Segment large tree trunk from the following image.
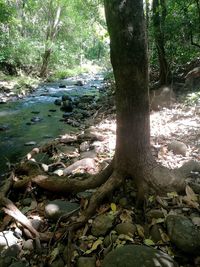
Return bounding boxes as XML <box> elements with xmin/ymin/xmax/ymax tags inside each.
<box><xmin>104</xmin><ymin>0</ymin><xmax>154</xmax><ymax>196</ymax></box>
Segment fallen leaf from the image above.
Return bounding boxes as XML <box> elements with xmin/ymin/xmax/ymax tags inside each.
<box><xmin>111</xmin><ymin>203</ymin><xmax>117</xmax><ymax>212</ymax></box>
<box><xmin>144</xmin><ymin>239</ymin><xmax>155</xmax><ymax>246</ymax></box>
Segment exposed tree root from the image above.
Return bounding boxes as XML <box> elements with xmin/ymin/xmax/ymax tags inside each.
<box><xmin>79</xmin><ymin>170</ymin><xmax>124</xmax><ymax>221</ymax></box>
<box><xmin>14</xmin><ymin>160</ymin><xmax>114</xmax><ymax>193</ymax></box>
<box><xmin>2</xmin><ymin>197</ymin><xmax>39</xmax><ymax>238</ymax></box>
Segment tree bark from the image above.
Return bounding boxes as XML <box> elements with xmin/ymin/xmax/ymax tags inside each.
<box><xmin>152</xmin><ymin>0</ymin><xmax>171</xmax><ymax>85</ymax></box>
<box><xmin>39</xmin><ymin>3</ymin><xmax>61</xmax><ymax>77</ymax></box>
<box><xmin>104</xmin><ymin>0</ymin><xmax>154</xmax><ymax>195</ymax></box>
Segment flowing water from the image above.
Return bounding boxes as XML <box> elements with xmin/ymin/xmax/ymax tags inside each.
<box><xmin>0</xmin><ymin>73</ymin><xmax>104</xmax><ymax>177</ymax></box>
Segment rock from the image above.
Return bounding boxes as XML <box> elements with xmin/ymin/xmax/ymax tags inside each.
<box><xmin>31</xmin><ymin>116</ymin><xmax>43</xmax><ymax>123</ymax></box>
<box><xmin>13</xmin><ymin>228</ymin><xmax>22</xmax><ymax>239</ymax></box>
<box><xmin>59</xmin><ymin>84</ymin><xmax>66</xmax><ymax>88</ymax></box>
<box><xmin>150</xmin><ymin>86</ymin><xmax>176</xmax><ymax>110</ymax></box>
<box><xmin>118</xmin><ymin>197</ymin><xmax>128</xmax><ymax>207</ymax></box>
<box><xmin>80</xmin><ymin>150</ymin><xmax>97</xmax><ymax>159</ymax></box>
<box><xmin>77</xmin><ymin>256</ymin><xmax>96</xmax><ymax>267</ymax></box>
<box><xmin>0</xmin><ymin>231</ymin><xmax>18</xmax><ymax>250</ymax></box>
<box><xmin>62</xmin><ymin>95</ymin><xmax>71</xmax><ymax>101</ymax></box>
<box><xmin>191</xmin><ymin>217</ymin><xmax>200</xmax><ymax>227</ymax></box>
<box><xmin>79</xmin><ymin>95</ymin><xmax>95</xmax><ymax>103</ymax></box>
<box><xmin>31</xmin><ymin>218</ymin><xmax>42</xmax><ymax>230</ymax></box>
<box><xmin>102</xmin><ymin>245</ymin><xmax>178</xmax><ymax>267</ymax></box>
<box><xmin>62</xmin><ymin>112</ymin><xmax>71</xmax><ymax>119</ymax></box>
<box><xmin>45</xmin><ymin>200</ymin><xmax>79</xmax><ymax>221</ymax></box>
<box><xmin>78</xmin><ymin>130</ymin><xmax>105</xmax><ymax>142</ymax></box>
<box><xmin>91</xmin><ymin>214</ymin><xmax>114</xmax><ymax>237</ymax></box>
<box><xmin>54</xmin><ymin>99</ymin><xmax>62</xmax><ymax>106</ymax></box>
<box><xmin>75</xmin><ymin>80</ymin><xmax>84</xmax><ymax>86</ymax></box>
<box><xmin>49</xmin><ymin>258</ymin><xmax>65</xmax><ymax>267</ymax></box>
<box><xmin>146</xmin><ymin>209</ymin><xmax>165</xmax><ymax>220</ymax></box>
<box><xmin>103</xmin><ymin>234</ymin><xmax>118</xmax><ymax>247</ymax></box>
<box><xmin>61</xmin><ymin>100</ymin><xmax>73</xmax><ymax>112</ymax></box>
<box><xmin>0</xmin><ymin>125</ymin><xmax>9</xmax><ymax>131</ymax></box>
<box><xmin>166</xmin><ymin>215</ymin><xmax>200</xmax><ymax>255</ymax></box>
<box><xmin>60</xmin><ymin>133</ymin><xmax>77</xmax><ymax>144</ymax></box>
<box><xmin>115</xmin><ymin>222</ymin><xmax>136</xmax><ymax>236</ymax></box>
<box><xmin>168</xmin><ymin>140</ymin><xmax>187</xmax><ymax>156</ymax></box>
<box><xmin>80</xmin><ymin>141</ymin><xmax>90</xmax><ymax>152</ymax></box>
<box><xmin>21</xmin><ymin>198</ymin><xmax>32</xmax><ymax>206</ymax></box>
<box><xmin>0</xmin><ymin>257</ymin><xmax>12</xmax><ymax>267</ymax></box>
<box><xmin>63</xmin><ymin>158</ymin><xmax>96</xmax><ymax>175</ymax></box>
<box><xmin>23</xmin><ymin>239</ymin><xmax>34</xmax><ymax>251</ymax></box>
<box><xmin>185</xmin><ymin>67</ymin><xmax>200</xmax><ymax>90</ymax></box>
<box><xmin>149</xmin><ymin>224</ymin><xmax>162</xmax><ymax>242</ymax></box>
<box><xmin>2</xmin><ymin>244</ymin><xmax>21</xmax><ymax>257</ymax></box>
<box><xmin>9</xmin><ymin>262</ymin><xmax>27</xmax><ymax>267</ymax></box>
<box><xmin>24</xmin><ymin>141</ymin><xmax>37</xmax><ymax>146</ymax></box>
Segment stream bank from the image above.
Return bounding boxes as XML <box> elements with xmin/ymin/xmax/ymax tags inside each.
<box><xmin>0</xmin><ymin>73</ymin><xmax>106</xmax><ymax>177</ymax></box>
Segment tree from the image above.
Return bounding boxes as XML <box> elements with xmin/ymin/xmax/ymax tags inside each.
<box><xmin>3</xmin><ymin>0</ymin><xmax>200</xmax><ymax>231</ymax></box>
<box><xmin>39</xmin><ymin>0</ymin><xmax>62</xmax><ymax>77</ymax></box>
<box><xmin>152</xmin><ymin>0</ymin><xmax>171</xmax><ymax>85</ymax></box>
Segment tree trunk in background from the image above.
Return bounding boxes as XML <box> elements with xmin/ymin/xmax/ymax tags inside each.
<box><xmin>39</xmin><ymin>49</ymin><xmax>51</xmax><ymax>78</ymax></box>
<box><xmin>152</xmin><ymin>0</ymin><xmax>171</xmax><ymax>85</ymax></box>
<box><xmin>39</xmin><ymin>3</ymin><xmax>61</xmax><ymax>78</ymax></box>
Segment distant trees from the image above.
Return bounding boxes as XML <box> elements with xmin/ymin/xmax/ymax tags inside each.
<box><xmin>0</xmin><ymin>0</ymin><xmax>107</xmax><ymax>76</ymax></box>
<box><xmin>0</xmin><ymin>0</ymin><xmax>199</xmax><ymax>78</ymax></box>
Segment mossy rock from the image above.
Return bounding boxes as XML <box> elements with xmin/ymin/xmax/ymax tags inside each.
<box><xmin>102</xmin><ymin>245</ymin><xmax>178</xmax><ymax>267</ymax></box>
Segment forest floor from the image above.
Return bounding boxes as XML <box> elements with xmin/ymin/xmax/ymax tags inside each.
<box><xmin>0</xmin><ymin>80</ymin><xmax>200</xmax><ymax>267</ymax></box>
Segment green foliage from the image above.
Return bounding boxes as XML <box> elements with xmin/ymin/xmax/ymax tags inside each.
<box><xmin>50</xmin><ymin>66</ymin><xmax>88</xmax><ymax>80</ymax></box>
<box><xmin>149</xmin><ymin>0</ymin><xmax>200</xmax><ymax>71</ymax></box>
<box><xmin>184</xmin><ymin>92</ymin><xmax>200</xmax><ymax>105</ymax></box>
<box><xmin>0</xmin><ymin>0</ymin><xmax>199</xmax><ymax>78</ymax></box>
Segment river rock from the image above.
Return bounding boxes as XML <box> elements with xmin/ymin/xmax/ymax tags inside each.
<box><xmin>0</xmin><ymin>125</ymin><xmax>9</xmax><ymax>131</ymax></box>
<box><xmin>45</xmin><ymin>200</ymin><xmax>79</xmax><ymax>221</ymax></box>
<box><xmin>75</xmin><ymin>80</ymin><xmax>84</xmax><ymax>86</ymax></box>
<box><xmin>150</xmin><ymin>86</ymin><xmax>176</xmax><ymax>110</ymax></box>
<box><xmin>63</xmin><ymin>158</ymin><xmax>96</xmax><ymax>175</ymax></box>
<box><xmin>31</xmin><ymin>116</ymin><xmax>43</xmax><ymax>123</ymax></box>
<box><xmin>102</xmin><ymin>245</ymin><xmax>178</xmax><ymax>267</ymax></box>
<box><xmin>59</xmin><ymin>84</ymin><xmax>66</xmax><ymax>88</ymax></box>
<box><xmin>0</xmin><ymin>231</ymin><xmax>18</xmax><ymax>250</ymax></box>
<box><xmin>80</xmin><ymin>95</ymin><xmax>95</xmax><ymax>103</ymax></box>
<box><xmin>80</xmin><ymin>150</ymin><xmax>97</xmax><ymax>159</ymax></box>
<box><xmin>61</xmin><ymin>100</ymin><xmax>73</xmax><ymax>112</ymax></box>
<box><xmin>166</xmin><ymin>215</ymin><xmax>200</xmax><ymax>255</ymax></box>
<box><xmin>21</xmin><ymin>198</ymin><xmax>32</xmax><ymax>206</ymax></box>
<box><xmin>149</xmin><ymin>224</ymin><xmax>163</xmax><ymax>242</ymax></box>
<box><xmin>60</xmin><ymin>133</ymin><xmax>77</xmax><ymax>143</ymax></box>
<box><xmin>77</xmin><ymin>256</ymin><xmax>96</xmax><ymax>267</ymax></box>
<box><xmin>54</xmin><ymin>99</ymin><xmax>62</xmax><ymax>105</ymax></box>
<box><xmin>2</xmin><ymin>244</ymin><xmax>21</xmax><ymax>257</ymax></box>
<box><xmin>24</xmin><ymin>141</ymin><xmax>37</xmax><ymax>146</ymax></box>
<box><xmin>91</xmin><ymin>214</ymin><xmax>114</xmax><ymax>237</ymax></box>
<box><xmin>23</xmin><ymin>239</ymin><xmax>34</xmax><ymax>251</ymax></box>
<box><xmin>115</xmin><ymin>222</ymin><xmax>136</xmax><ymax>236</ymax></box>
<box><xmin>168</xmin><ymin>140</ymin><xmax>187</xmax><ymax>156</ymax></box>
<box><xmin>78</xmin><ymin>129</ymin><xmax>105</xmax><ymax>142</ymax></box>
<box><xmin>80</xmin><ymin>141</ymin><xmax>90</xmax><ymax>152</ymax></box>
<box><xmin>50</xmin><ymin>258</ymin><xmax>65</xmax><ymax>267</ymax></box>
<box><xmin>62</xmin><ymin>95</ymin><xmax>72</xmax><ymax>101</ymax></box>
<box><xmin>9</xmin><ymin>262</ymin><xmax>27</xmax><ymax>267</ymax></box>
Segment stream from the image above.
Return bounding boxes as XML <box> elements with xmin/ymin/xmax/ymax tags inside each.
<box><xmin>0</xmin><ymin>73</ymin><xmax>105</xmax><ymax>177</ymax></box>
